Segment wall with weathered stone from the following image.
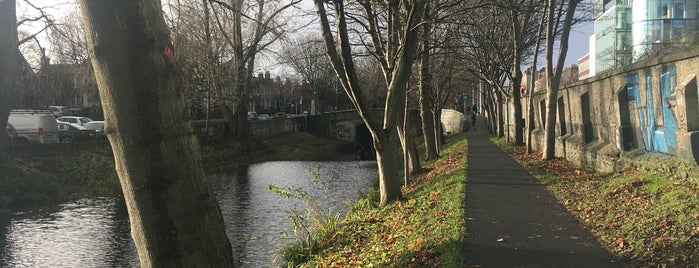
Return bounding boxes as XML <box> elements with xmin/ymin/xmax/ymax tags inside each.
<box><xmin>521</xmin><ymin>46</ymin><xmax>699</xmax><ymax>173</ymax></box>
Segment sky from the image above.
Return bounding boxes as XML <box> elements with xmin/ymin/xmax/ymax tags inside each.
<box><xmin>567</xmin><ymin>20</ymin><xmax>594</xmax><ymax>66</ymax></box>
<box><xmin>17</xmin><ymin>0</ymin><xmax>595</xmax><ymax>71</ymax></box>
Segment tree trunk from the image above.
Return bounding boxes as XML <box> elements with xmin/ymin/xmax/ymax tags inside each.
<box><xmin>79</xmin><ymin>1</ymin><xmax>235</xmax><ymax>267</ymax></box>
<box><xmin>399</xmin><ymin>96</ymin><xmax>420</xmax><ymax>177</ymax></box>
<box><xmin>527</xmin><ymin>7</ymin><xmax>546</xmax><ymax>154</ymax></box>
<box><xmin>510</xmin><ymin>11</ymin><xmax>525</xmax><ymax>146</ymax></box>
<box><xmin>373</xmin><ymin>129</ymin><xmax>404</xmax><ymax>206</ymax></box>
<box><xmin>0</xmin><ymin>0</ymin><xmax>18</xmax><ymax>161</ymax></box>
<box><xmin>434</xmin><ymin>108</ymin><xmax>443</xmax><ymax>152</ymax></box>
<box><xmin>418</xmin><ymin>19</ymin><xmax>439</xmax><ymax>160</ymax></box>
<box><xmin>496</xmin><ymin>93</ymin><xmax>505</xmax><ymax>137</ymax></box>
<box><xmin>542</xmin><ymin>0</ymin><xmax>580</xmax><ymax>160</ymax></box>
<box><xmin>511</xmin><ymin>66</ymin><xmax>524</xmax><ymax>145</ymax></box>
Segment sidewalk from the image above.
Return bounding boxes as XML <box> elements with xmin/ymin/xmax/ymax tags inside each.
<box><xmin>462</xmin><ymin>117</ymin><xmax>623</xmax><ymax>267</ymax></box>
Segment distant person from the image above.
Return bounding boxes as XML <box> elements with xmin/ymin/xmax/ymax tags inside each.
<box><xmin>471</xmin><ymin>113</ymin><xmax>476</xmax><ymax>130</ymax></box>
<box><xmin>471</xmin><ymin>104</ymin><xmax>478</xmax><ymax>115</ymax></box>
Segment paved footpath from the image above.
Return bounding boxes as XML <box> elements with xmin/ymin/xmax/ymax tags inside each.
<box><xmin>462</xmin><ymin>117</ymin><xmax>624</xmax><ymax>267</ymax></box>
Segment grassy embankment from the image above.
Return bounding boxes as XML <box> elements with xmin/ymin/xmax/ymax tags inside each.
<box><xmin>490</xmin><ymin>136</ymin><xmax>699</xmax><ymax>267</ymax></box>
<box><xmin>201</xmin><ymin>132</ymin><xmax>356</xmax><ymax>172</ymax></box>
<box><xmin>0</xmin><ymin>145</ymin><xmax>120</xmax><ymax>220</ymax></box>
<box><xmin>280</xmin><ymin>133</ymin><xmax>467</xmax><ymax>267</ymax></box>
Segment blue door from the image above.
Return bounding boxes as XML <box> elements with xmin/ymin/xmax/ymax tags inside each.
<box><xmin>659</xmin><ymin>67</ymin><xmax>678</xmax><ymax>154</ymax></box>
<box><xmin>627</xmin><ymin>74</ymin><xmax>650</xmax><ymax>150</ymax></box>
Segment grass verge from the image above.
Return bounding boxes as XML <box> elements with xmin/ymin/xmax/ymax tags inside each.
<box><xmin>201</xmin><ymin>132</ymin><xmax>355</xmax><ymax>172</ymax></box>
<box><xmin>280</xmin><ymin>133</ymin><xmax>467</xmax><ymax>267</ymax></box>
<box><xmin>490</xmin><ymin>136</ymin><xmax>699</xmax><ymax>267</ymax></box>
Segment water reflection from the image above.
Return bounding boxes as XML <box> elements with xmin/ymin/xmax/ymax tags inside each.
<box><xmin>0</xmin><ymin>161</ymin><xmax>376</xmax><ymax>267</ymax></box>
<box><xmin>0</xmin><ymin>198</ymin><xmax>139</xmax><ymax>267</ymax></box>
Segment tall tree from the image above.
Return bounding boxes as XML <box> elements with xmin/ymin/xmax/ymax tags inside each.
<box><xmin>417</xmin><ymin>1</ymin><xmax>438</xmax><ymax>161</ymax></box>
<box><xmin>542</xmin><ymin>0</ymin><xmax>580</xmax><ymax>159</ymax></box>
<box><xmin>79</xmin><ymin>1</ymin><xmax>235</xmax><ymax>266</ymax></box>
<box><xmin>314</xmin><ymin>0</ymin><xmax>426</xmax><ymax>206</ymax></box>
<box><xmin>208</xmin><ymin>0</ymin><xmax>300</xmax><ymax>138</ymax></box>
<box><xmin>0</xmin><ymin>0</ymin><xmax>19</xmax><ymax>161</ymax></box>
<box><xmin>48</xmin><ymin>11</ymin><xmax>88</xmax><ymax>65</ymax></box>
<box><xmin>501</xmin><ymin>0</ymin><xmax>544</xmax><ymax>146</ymax></box>
<box><xmin>279</xmin><ymin>36</ymin><xmax>342</xmax><ymax>113</ymax></box>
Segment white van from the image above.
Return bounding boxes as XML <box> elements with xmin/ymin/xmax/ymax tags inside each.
<box><xmin>8</xmin><ymin>110</ymin><xmax>60</xmax><ymax>144</ymax></box>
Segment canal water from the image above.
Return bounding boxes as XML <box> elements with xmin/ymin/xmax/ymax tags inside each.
<box><xmin>0</xmin><ymin>161</ymin><xmax>377</xmax><ymax>267</ymax></box>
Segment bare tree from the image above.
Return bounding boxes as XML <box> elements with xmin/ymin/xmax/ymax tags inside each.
<box><xmin>208</xmin><ymin>0</ymin><xmax>301</xmax><ymax>138</ymax></box>
<box><xmin>48</xmin><ymin>11</ymin><xmax>88</xmax><ymax>64</ymax></box>
<box><xmin>500</xmin><ymin>0</ymin><xmax>545</xmax><ymax>146</ymax></box>
<box><xmin>417</xmin><ymin>1</ymin><xmax>438</xmax><ymax>160</ymax></box>
<box><xmin>314</xmin><ymin>0</ymin><xmax>426</xmax><ymax>206</ymax></box>
<box><xmin>279</xmin><ymin>36</ymin><xmax>341</xmax><ymax>113</ymax></box>
<box><xmin>542</xmin><ymin>0</ymin><xmax>581</xmax><ymax>160</ymax></box>
<box><xmin>79</xmin><ymin>0</ymin><xmax>235</xmax><ymax>266</ymax></box>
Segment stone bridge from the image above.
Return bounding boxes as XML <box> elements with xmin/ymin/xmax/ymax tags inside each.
<box><xmin>304</xmin><ymin>109</ymin><xmax>421</xmax><ymax>160</ymax></box>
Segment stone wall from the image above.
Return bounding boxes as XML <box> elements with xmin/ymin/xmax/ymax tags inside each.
<box><xmin>521</xmin><ymin>46</ymin><xmax>699</xmax><ymax>173</ymax></box>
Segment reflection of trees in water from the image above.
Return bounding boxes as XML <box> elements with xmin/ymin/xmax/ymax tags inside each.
<box><xmin>208</xmin><ymin>169</ymin><xmax>253</xmax><ymax>266</ymax></box>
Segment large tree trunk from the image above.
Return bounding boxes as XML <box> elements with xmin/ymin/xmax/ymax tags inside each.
<box><xmin>79</xmin><ymin>1</ymin><xmax>235</xmax><ymax>267</ymax></box>
<box><xmin>373</xmin><ymin>129</ymin><xmax>404</xmax><ymax>206</ymax></box>
<box><xmin>0</xmin><ymin>0</ymin><xmax>18</xmax><ymax>161</ymax></box>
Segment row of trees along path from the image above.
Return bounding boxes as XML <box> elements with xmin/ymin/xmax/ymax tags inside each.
<box><xmin>0</xmin><ymin>0</ymin><xmax>587</xmax><ymax>266</ymax></box>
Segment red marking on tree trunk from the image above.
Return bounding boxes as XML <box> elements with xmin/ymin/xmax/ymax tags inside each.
<box><xmin>163</xmin><ymin>45</ymin><xmax>186</xmax><ymax>91</ymax></box>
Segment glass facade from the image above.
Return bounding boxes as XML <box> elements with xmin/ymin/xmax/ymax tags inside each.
<box><xmin>594</xmin><ymin>0</ymin><xmax>633</xmax><ymax>73</ymax></box>
<box><xmin>632</xmin><ymin>0</ymin><xmax>698</xmax><ymax>60</ymax></box>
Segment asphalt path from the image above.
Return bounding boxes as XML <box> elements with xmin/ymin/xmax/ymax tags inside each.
<box><xmin>462</xmin><ymin>116</ymin><xmax>624</xmax><ymax>268</ymax></box>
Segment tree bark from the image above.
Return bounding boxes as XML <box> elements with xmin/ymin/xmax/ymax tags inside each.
<box><xmin>418</xmin><ymin>5</ymin><xmax>439</xmax><ymax>160</ymax></box>
<box><xmin>79</xmin><ymin>1</ymin><xmax>235</xmax><ymax>267</ymax></box>
<box><xmin>374</xmin><ymin>128</ymin><xmax>404</xmax><ymax>205</ymax></box>
<box><xmin>0</xmin><ymin>0</ymin><xmax>18</xmax><ymax>161</ymax></box>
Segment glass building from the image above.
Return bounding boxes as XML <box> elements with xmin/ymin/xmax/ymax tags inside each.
<box><xmin>594</xmin><ymin>0</ymin><xmax>633</xmax><ymax>74</ymax></box>
<box><xmin>631</xmin><ymin>0</ymin><xmax>698</xmax><ymax>60</ymax></box>
<box><xmin>591</xmin><ymin>0</ymin><xmax>698</xmax><ymax>75</ymax></box>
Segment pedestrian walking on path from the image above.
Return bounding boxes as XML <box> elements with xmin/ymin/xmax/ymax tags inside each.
<box><xmin>462</xmin><ymin>118</ymin><xmax>623</xmax><ymax>267</ymax></box>
<box><xmin>470</xmin><ymin>113</ymin><xmax>477</xmax><ymax>130</ymax></box>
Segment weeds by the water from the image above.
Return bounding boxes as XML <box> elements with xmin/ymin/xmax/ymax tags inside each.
<box><xmin>491</xmin><ymin>136</ymin><xmax>699</xmax><ymax>267</ymax></box>
<box><xmin>269</xmin><ymin>165</ymin><xmax>342</xmax><ymax>267</ymax></box>
<box><xmin>279</xmin><ymin>133</ymin><xmax>467</xmax><ymax>267</ymax></box>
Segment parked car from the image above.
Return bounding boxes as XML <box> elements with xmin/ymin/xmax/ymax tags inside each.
<box><xmin>8</xmin><ymin>110</ymin><xmax>60</xmax><ymax>144</ymax></box>
<box><xmin>48</xmin><ymin>105</ymin><xmax>73</xmax><ymax>117</ymax></box>
<box><xmin>258</xmin><ymin>114</ymin><xmax>271</xmax><ymax>120</ymax></box>
<box><xmin>57</xmin><ymin>116</ymin><xmax>93</xmax><ymax>126</ymax></box>
<box><xmin>83</xmin><ymin>121</ymin><xmax>107</xmax><ymax>141</ymax></box>
<box><xmin>248</xmin><ymin>111</ymin><xmax>259</xmax><ymax>121</ymax></box>
<box><xmin>57</xmin><ymin>121</ymin><xmax>96</xmax><ymax>143</ymax></box>
<box><xmin>5</xmin><ymin>122</ymin><xmax>17</xmax><ymax>144</ymax></box>
<box><xmin>275</xmin><ymin>112</ymin><xmax>287</xmax><ymax>119</ymax></box>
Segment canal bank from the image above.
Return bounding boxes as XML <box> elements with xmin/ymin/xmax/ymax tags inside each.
<box><xmin>0</xmin><ymin>132</ymin><xmax>357</xmax><ymax>220</ymax></box>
